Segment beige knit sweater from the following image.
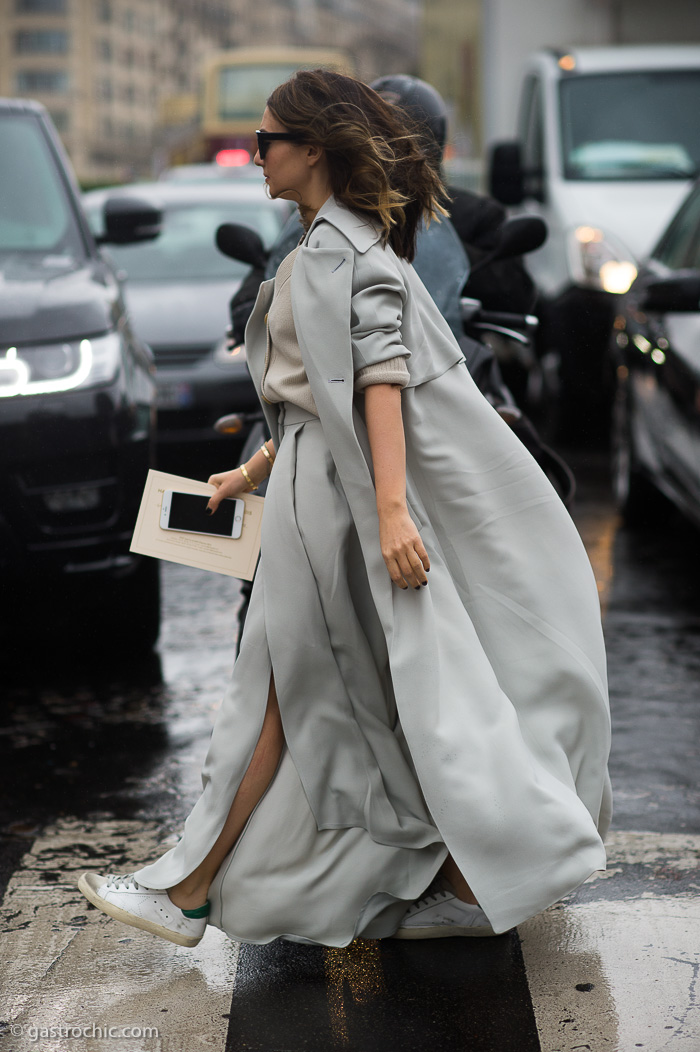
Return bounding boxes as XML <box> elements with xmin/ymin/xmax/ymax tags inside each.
<box><xmin>261</xmin><ymin>246</ymin><xmax>409</xmax><ymax>416</ymax></box>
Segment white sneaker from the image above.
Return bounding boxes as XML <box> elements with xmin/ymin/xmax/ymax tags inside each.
<box><xmin>392</xmin><ymin>879</ymin><xmax>497</xmax><ymax>939</ymax></box>
<box><xmin>77</xmin><ymin>872</ymin><xmax>208</xmax><ymax>947</ymax></box>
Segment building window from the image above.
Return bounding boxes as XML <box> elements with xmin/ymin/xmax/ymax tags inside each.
<box><xmin>16</xmin><ymin>69</ymin><xmax>69</xmax><ymax>93</ymax></box>
<box><xmin>15</xmin><ymin>30</ymin><xmax>69</xmax><ymax>54</ymax></box>
<box><xmin>98</xmin><ymin>0</ymin><xmax>111</xmax><ymax>23</ymax></box>
<box><xmin>15</xmin><ymin>0</ymin><xmax>67</xmax><ymax>12</ymax></box>
<box><xmin>49</xmin><ymin>109</ymin><xmax>69</xmax><ymax>132</ymax></box>
<box><xmin>97</xmin><ymin>38</ymin><xmax>112</xmax><ymax>62</ymax></box>
<box><xmin>96</xmin><ymin>77</ymin><xmax>113</xmax><ymax>101</ymax></box>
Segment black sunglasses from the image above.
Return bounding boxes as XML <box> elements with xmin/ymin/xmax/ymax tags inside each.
<box><xmin>255</xmin><ymin>129</ymin><xmax>306</xmax><ymax>160</ymax></box>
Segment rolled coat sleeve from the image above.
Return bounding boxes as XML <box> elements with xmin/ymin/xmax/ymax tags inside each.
<box><xmin>354</xmin><ymin>355</ymin><xmax>410</xmax><ymax>392</ymax></box>
<box><xmin>350</xmin><ymin>249</ymin><xmax>410</xmax><ymax>376</ymax></box>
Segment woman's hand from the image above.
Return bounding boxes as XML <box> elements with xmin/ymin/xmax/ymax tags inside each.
<box><xmin>207</xmin><ymin>467</ymin><xmax>249</xmax><ymax>514</ymax></box>
<box><xmin>207</xmin><ymin>441</ymin><xmax>275</xmax><ymax>514</ymax></box>
<box><xmin>379</xmin><ymin>504</ymin><xmax>430</xmax><ymax>589</ymax></box>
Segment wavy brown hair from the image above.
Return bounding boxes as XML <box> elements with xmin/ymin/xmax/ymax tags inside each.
<box><xmin>266</xmin><ymin>69</ymin><xmax>447</xmax><ymax>261</ymax></box>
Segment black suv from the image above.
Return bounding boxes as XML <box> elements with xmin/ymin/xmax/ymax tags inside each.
<box><xmin>0</xmin><ymin>100</ymin><xmax>163</xmax><ymax>653</ymax></box>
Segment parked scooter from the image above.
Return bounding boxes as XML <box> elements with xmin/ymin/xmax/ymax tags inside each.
<box><xmin>455</xmin><ymin>217</ymin><xmax>575</xmax><ymax>503</ymax></box>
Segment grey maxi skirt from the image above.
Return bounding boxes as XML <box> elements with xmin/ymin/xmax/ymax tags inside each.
<box><xmin>135</xmin><ymin>404</ymin><xmax>448</xmax><ymax>945</ymax></box>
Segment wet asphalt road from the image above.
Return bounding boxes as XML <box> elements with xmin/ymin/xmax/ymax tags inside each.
<box><xmin>1</xmin><ymin>448</ymin><xmax>700</xmax><ymax>1050</ymax></box>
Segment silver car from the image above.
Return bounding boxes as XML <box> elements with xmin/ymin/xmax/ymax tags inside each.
<box><xmin>84</xmin><ymin>180</ymin><xmax>292</xmax><ymax>473</ymax></box>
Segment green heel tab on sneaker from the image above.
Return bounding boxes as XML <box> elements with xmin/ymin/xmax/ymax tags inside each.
<box><xmin>181</xmin><ymin>902</ymin><xmax>210</xmax><ymax>919</ymax></box>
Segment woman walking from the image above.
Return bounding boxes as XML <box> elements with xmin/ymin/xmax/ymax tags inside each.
<box><xmin>79</xmin><ymin>70</ymin><xmax>611</xmax><ymax>946</ymax></box>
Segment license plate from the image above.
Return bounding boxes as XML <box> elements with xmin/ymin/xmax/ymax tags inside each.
<box><xmin>157</xmin><ymin>382</ymin><xmax>194</xmax><ymax>409</ymax></box>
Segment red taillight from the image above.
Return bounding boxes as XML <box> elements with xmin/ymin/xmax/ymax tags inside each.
<box><xmin>215</xmin><ymin>149</ymin><xmax>251</xmax><ymax>168</ymax></box>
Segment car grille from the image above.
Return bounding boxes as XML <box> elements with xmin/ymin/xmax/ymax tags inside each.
<box><xmin>151</xmin><ymin>344</ymin><xmax>212</xmax><ymax>367</ymax></box>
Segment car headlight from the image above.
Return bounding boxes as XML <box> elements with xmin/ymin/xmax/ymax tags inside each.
<box><xmin>0</xmin><ymin>332</ymin><xmax>121</xmax><ymax>398</ymax></box>
<box><xmin>567</xmin><ymin>226</ymin><xmax>638</xmax><ymax>295</ymax></box>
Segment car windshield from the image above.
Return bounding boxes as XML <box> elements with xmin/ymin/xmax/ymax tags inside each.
<box><xmin>0</xmin><ymin>114</ymin><xmax>86</xmax><ymax>263</ymax></box>
<box><xmin>560</xmin><ymin>71</ymin><xmax>700</xmax><ymax>181</ymax></box>
<box><xmin>90</xmin><ymin>200</ymin><xmax>283</xmax><ymax>283</ymax></box>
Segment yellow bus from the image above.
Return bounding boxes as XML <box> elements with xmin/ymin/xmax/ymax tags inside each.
<box><xmin>200</xmin><ymin>46</ymin><xmax>354</xmax><ymax>165</ymax></box>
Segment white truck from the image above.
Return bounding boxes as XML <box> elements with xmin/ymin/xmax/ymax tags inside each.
<box><xmin>488</xmin><ymin>45</ymin><xmax>700</xmax><ymax>438</ymax></box>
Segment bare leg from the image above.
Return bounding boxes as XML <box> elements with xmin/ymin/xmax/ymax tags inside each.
<box><xmin>440</xmin><ymin>854</ymin><xmax>479</xmax><ymax>905</ymax></box>
<box><xmin>168</xmin><ymin>676</ymin><xmax>284</xmax><ymax>910</ymax></box>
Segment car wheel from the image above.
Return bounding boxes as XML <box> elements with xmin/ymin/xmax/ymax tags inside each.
<box><xmin>611</xmin><ymin>381</ymin><xmax>669</xmax><ymax>528</ymax></box>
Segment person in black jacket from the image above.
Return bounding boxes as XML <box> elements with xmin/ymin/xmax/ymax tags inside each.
<box><xmin>370</xmin><ymin>74</ymin><xmax>536</xmax><ymax>315</ymax></box>
<box><xmin>446</xmin><ymin>184</ymin><xmax>536</xmax><ymax>313</ymax></box>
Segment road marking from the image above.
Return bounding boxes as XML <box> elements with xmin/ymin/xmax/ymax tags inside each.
<box><xmin>521</xmin><ymin>831</ymin><xmax>700</xmax><ymax>1051</ymax></box>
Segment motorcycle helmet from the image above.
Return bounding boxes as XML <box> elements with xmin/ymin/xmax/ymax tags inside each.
<box><xmin>370</xmin><ymin>74</ymin><xmax>448</xmax><ymax>165</ymax></box>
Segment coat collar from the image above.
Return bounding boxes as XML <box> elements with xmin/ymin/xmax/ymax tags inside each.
<box><xmin>304</xmin><ymin>195</ymin><xmax>382</xmax><ymax>254</ymax></box>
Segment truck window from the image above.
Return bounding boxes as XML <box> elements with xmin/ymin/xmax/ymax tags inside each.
<box><xmin>559</xmin><ymin>70</ymin><xmax>700</xmax><ymax>182</ymax></box>
<box><xmin>0</xmin><ymin>114</ymin><xmax>86</xmax><ymax>260</ymax></box>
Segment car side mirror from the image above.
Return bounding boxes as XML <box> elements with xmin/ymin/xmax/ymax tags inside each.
<box><xmin>98</xmin><ymin>197</ymin><xmax>162</xmax><ymax>245</ymax></box>
<box><xmin>642</xmin><ymin>271</ymin><xmax>700</xmax><ymax>312</ymax></box>
<box><xmin>488</xmin><ymin>141</ymin><xmax>525</xmax><ymax>206</ymax></box>
<box><xmin>216</xmin><ymin>223</ymin><xmax>269</xmax><ymax>269</ymax></box>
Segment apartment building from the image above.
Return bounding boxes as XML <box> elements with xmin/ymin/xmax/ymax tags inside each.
<box><xmin>0</xmin><ymin>0</ymin><xmax>235</xmax><ymax>181</ymax></box>
<box><xmin>0</xmin><ymin>0</ymin><xmax>420</xmax><ymax>184</ymax></box>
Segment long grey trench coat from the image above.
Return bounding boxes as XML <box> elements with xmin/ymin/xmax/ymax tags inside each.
<box><xmin>137</xmin><ymin>196</ymin><xmax>612</xmax><ymax>938</ymax></box>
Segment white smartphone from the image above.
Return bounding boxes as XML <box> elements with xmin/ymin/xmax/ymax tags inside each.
<box><xmin>160</xmin><ymin>491</ymin><xmax>245</xmax><ymax>539</ymax></box>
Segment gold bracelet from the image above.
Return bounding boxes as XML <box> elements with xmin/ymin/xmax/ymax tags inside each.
<box><xmin>239</xmin><ymin>464</ymin><xmax>258</xmax><ymax>491</ymax></box>
<box><xmin>260</xmin><ymin>443</ymin><xmax>275</xmax><ymax>472</ymax></box>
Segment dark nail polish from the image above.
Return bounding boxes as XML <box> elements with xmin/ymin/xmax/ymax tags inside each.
<box><xmin>206</xmin><ymin>507</ymin><xmax>213</xmax><ymax>515</ymax></box>
<box><xmin>422</xmin><ymin>581</ymin><xmax>428</xmax><ymax>586</ymax></box>
<box><xmin>414</xmin><ymin>586</ymin><xmax>421</xmax><ymax>591</ymax></box>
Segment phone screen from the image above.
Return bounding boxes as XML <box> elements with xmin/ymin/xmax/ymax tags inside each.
<box><xmin>163</xmin><ymin>492</ymin><xmax>243</xmax><ymax>538</ymax></box>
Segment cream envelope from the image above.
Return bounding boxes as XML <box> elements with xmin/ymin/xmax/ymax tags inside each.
<box><xmin>130</xmin><ymin>469</ymin><xmax>263</xmax><ymax>580</ymax></box>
